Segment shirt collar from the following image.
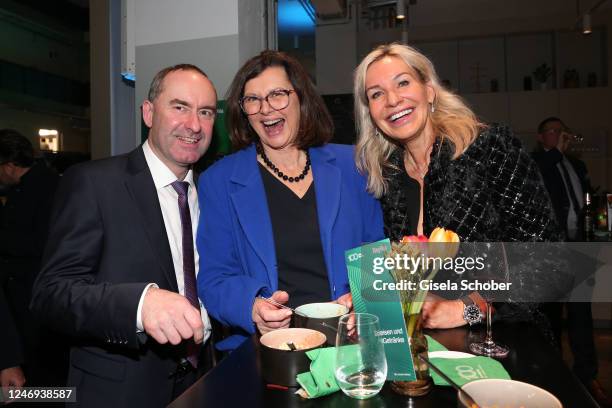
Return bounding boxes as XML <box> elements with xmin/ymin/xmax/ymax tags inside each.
<box><xmin>142</xmin><ymin>140</ymin><xmax>194</xmax><ymax>190</ymax></box>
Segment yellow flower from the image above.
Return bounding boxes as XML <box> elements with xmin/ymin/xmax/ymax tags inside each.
<box><xmin>428</xmin><ymin>227</ymin><xmax>460</xmax><ymax>258</ymax></box>
<box><xmin>428</xmin><ymin>227</ymin><xmax>460</xmax><ymax>243</ymax></box>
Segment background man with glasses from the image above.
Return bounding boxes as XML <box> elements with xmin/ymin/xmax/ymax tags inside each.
<box><xmin>532</xmin><ymin>117</ymin><xmax>611</xmax><ymax>407</ymax></box>
<box><xmin>533</xmin><ymin>117</ymin><xmax>590</xmax><ymax>240</ymax></box>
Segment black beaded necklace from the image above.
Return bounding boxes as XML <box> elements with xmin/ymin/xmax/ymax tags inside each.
<box><xmin>257</xmin><ymin>145</ymin><xmax>311</xmax><ymax>183</ymax></box>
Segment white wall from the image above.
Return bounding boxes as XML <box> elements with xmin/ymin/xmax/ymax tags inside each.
<box><xmin>134</xmin><ymin>0</ymin><xmax>238</xmax><ymax>46</ymax></box>
<box><xmin>132</xmin><ymin>0</ymin><xmax>265</xmax><ymax>143</ymax></box>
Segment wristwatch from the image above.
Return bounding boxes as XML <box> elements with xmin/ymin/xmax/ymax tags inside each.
<box><xmin>461</xmin><ymin>295</ymin><xmax>483</xmax><ymax>326</ymax></box>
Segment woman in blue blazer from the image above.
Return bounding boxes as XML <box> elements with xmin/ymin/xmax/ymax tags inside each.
<box><xmin>196</xmin><ymin>51</ymin><xmax>384</xmax><ymax>351</ymax></box>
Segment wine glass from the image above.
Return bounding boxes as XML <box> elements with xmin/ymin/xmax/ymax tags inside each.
<box><xmin>468</xmin><ymin>298</ymin><xmax>509</xmax><ymax>358</ymax></box>
<box><xmin>334</xmin><ymin>313</ymin><xmax>387</xmax><ymax>399</ymax></box>
<box><xmin>468</xmin><ymin>243</ymin><xmax>510</xmax><ymax>359</ymax></box>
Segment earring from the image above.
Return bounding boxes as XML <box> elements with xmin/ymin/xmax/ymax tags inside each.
<box><xmin>375</xmin><ymin>128</ymin><xmax>382</xmax><ymax>137</ymax></box>
<box><xmin>430</xmin><ymin>103</ymin><xmax>436</xmax><ymax>113</ymax></box>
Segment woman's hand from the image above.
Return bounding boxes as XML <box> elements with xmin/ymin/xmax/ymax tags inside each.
<box><xmin>252</xmin><ymin>291</ymin><xmax>292</xmax><ymax>335</ymax></box>
<box><xmin>334</xmin><ymin>292</ymin><xmax>353</xmax><ymax>312</ymax></box>
<box><xmin>421</xmin><ymin>297</ymin><xmax>466</xmax><ymax>329</ymax></box>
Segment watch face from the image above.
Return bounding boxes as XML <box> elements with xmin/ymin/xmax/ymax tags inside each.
<box><xmin>464</xmin><ymin>304</ymin><xmax>482</xmax><ymax>324</ymax></box>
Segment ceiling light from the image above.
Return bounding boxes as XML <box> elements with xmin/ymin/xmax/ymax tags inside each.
<box><xmin>38</xmin><ymin>129</ymin><xmax>58</xmax><ymax>137</ymax></box>
<box><xmin>583</xmin><ymin>13</ymin><xmax>592</xmax><ymax>34</ymax></box>
<box><xmin>396</xmin><ymin>0</ymin><xmax>405</xmax><ymax>19</ymax></box>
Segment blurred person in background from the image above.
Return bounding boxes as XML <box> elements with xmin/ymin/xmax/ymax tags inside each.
<box><xmin>0</xmin><ymin>129</ymin><xmax>62</xmax><ymax>388</ymax></box>
<box><xmin>533</xmin><ymin>117</ymin><xmax>610</xmax><ymax>407</ymax></box>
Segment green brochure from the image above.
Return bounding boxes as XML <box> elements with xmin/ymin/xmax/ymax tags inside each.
<box><xmin>345</xmin><ymin>239</ymin><xmax>416</xmax><ymax>381</ymax></box>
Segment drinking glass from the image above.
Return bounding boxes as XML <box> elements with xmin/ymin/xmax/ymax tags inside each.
<box><xmin>334</xmin><ymin>313</ymin><xmax>387</xmax><ymax>399</ymax></box>
<box><xmin>468</xmin><ymin>243</ymin><xmax>510</xmax><ymax>358</ymax></box>
<box><xmin>468</xmin><ymin>299</ymin><xmax>509</xmax><ymax>358</ymax></box>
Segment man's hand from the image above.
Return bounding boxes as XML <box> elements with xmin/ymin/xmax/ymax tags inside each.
<box><xmin>421</xmin><ymin>298</ymin><xmax>466</xmax><ymax>329</ymax></box>
<box><xmin>557</xmin><ymin>130</ymin><xmax>571</xmax><ymax>153</ymax></box>
<box><xmin>141</xmin><ymin>287</ymin><xmax>203</xmax><ymax>345</ymax></box>
<box><xmin>0</xmin><ymin>366</ymin><xmax>25</xmax><ymax>388</ymax></box>
<box><xmin>252</xmin><ymin>291</ymin><xmax>292</xmax><ymax>335</ymax></box>
<box><xmin>334</xmin><ymin>292</ymin><xmax>353</xmax><ymax>311</ymax></box>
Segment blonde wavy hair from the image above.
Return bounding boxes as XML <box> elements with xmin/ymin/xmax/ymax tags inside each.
<box><xmin>354</xmin><ymin>43</ymin><xmax>483</xmax><ymax>197</ymax></box>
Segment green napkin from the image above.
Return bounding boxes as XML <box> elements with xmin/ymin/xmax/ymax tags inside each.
<box><xmin>429</xmin><ymin>356</ymin><xmax>511</xmax><ymax>386</ymax></box>
<box><xmin>426</xmin><ymin>335</ymin><xmax>447</xmax><ymax>352</ymax></box>
<box><xmin>295</xmin><ymin>337</ymin><xmax>510</xmax><ymax>398</ymax></box>
<box><xmin>426</xmin><ymin>335</ymin><xmax>510</xmax><ymax>386</ymax></box>
<box><xmin>296</xmin><ymin>347</ymin><xmax>339</xmax><ymax>399</ymax></box>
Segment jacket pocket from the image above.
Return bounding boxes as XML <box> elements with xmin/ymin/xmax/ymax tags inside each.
<box><xmin>71</xmin><ymin>347</ymin><xmax>127</xmax><ymax>382</ymax></box>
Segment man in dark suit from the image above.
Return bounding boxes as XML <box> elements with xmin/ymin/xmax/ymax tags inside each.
<box><xmin>0</xmin><ymin>129</ymin><xmax>60</xmax><ymax>388</ymax></box>
<box><xmin>532</xmin><ymin>117</ymin><xmax>590</xmax><ymax>241</ymax></box>
<box><xmin>532</xmin><ymin>117</ymin><xmax>611</xmax><ymax>407</ymax></box>
<box><xmin>31</xmin><ymin>64</ymin><xmax>217</xmax><ymax>407</ymax></box>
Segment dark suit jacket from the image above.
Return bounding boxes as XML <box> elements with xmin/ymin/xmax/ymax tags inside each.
<box><xmin>31</xmin><ymin>147</ymin><xmax>192</xmax><ymax>407</ymax></box>
<box><xmin>0</xmin><ymin>271</ymin><xmax>23</xmax><ymax>371</ymax></box>
<box><xmin>0</xmin><ymin>162</ymin><xmax>59</xmax><ymax>379</ymax></box>
<box><xmin>532</xmin><ymin>148</ymin><xmax>591</xmax><ymax>238</ymax></box>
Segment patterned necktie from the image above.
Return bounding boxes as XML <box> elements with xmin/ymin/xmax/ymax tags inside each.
<box><xmin>171</xmin><ymin>180</ymin><xmax>200</xmax><ymax>368</ymax></box>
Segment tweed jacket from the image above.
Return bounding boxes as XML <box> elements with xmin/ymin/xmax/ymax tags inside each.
<box><xmin>381</xmin><ymin>124</ymin><xmax>561</xmax><ymax>243</ymax></box>
<box><xmin>380</xmin><ymin>125</ymin><xmax>566</xmax><ymax>329</ymax></box>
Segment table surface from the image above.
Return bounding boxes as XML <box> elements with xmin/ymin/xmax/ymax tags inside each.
<box><xmin>168</xmin><ymin>323</ymin><xmax>598</xmax><ymax>408</ymax></box>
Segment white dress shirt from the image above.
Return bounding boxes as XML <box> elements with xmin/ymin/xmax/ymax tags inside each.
<box><xmin>558</xmin><ymin>156</ymin><xmax>584</xmax><ymax>240</ymax></box>
<box><xmin>136</xmin><ymin>140</ymin><xmax>211</xmax><ymax>342</ymax></box>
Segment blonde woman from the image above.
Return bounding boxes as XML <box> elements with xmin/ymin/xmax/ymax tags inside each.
<box><xmin>353</xmin><ymin>43</ymin><xmax>560</xmax><ymax>329</ymax></box>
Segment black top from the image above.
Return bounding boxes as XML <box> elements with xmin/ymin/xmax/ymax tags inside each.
<box><xmin>0</xmin><ymin>161</ymin><xmax>58</xmax><ymax>371</ymax></box>
<box><xmin>258</xmin><ymin>163</ymin><xmax>329</xmax><ymax>308</ymax></box>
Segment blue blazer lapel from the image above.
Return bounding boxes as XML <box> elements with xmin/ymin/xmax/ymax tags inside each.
<box><xmin>310</xmin><ymin>146</ymin><xmax>341</xmax><ymax>276</ymax></box>
<box><xmin>229</xmin><ymin>146</ymin><xmax>276</xmax><ymax>288</ymax></box>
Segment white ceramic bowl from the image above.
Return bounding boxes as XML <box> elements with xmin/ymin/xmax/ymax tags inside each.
<box><xmin>295</xmin><ymin>302</ymin><xmax>348</xmax><ymax>318</ymax></box>
<box><xmin>458</xmin><ymin>379</ymin><xmax>562</xmax><ymax>408</ymax></box>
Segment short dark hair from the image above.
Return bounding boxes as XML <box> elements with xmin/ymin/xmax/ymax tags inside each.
<box><xmin>537</xmin><ymin>117</ymin><xmax>566</xmax><ymax>134</ymax></box>
<box><xmin>147</xmin><ymin>64</ymin><xmax>208</xmax><ymax>102</ymax></box>
<box><xmin>0</xmin><ymin>129</ymin><xmax>34</xmax><ymax>167</ymax></box>
<box><xmin>225</xmin><ymin>50</ymin><xmax>333</xmax><ymax>150</ymax></box>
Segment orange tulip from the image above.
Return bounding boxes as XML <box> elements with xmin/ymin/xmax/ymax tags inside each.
<box><xmin>400</xmin><ymin>235</ymin><xmax>428</xmax><ymax>243</ymax></box>
<box><xmin>428</xmin><ymin>227</ymin><xmax>459</xmax><ymax>243</ymax></box>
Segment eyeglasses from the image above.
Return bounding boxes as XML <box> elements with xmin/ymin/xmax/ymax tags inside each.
<box><xmin>543</xmin><ymin>127</ymin><xmax>584</xmax><ymax>143</ymax></box>
<box><xmin>239</xmin><ymin>89</ymin><xmax>294</xmax><ymax>115</ymax></box>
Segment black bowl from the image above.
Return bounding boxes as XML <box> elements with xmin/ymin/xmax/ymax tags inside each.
<box><xmin>259</xmin><ymin>328</ymin><xmax>326</xmax><ymax>387</ymax></box>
